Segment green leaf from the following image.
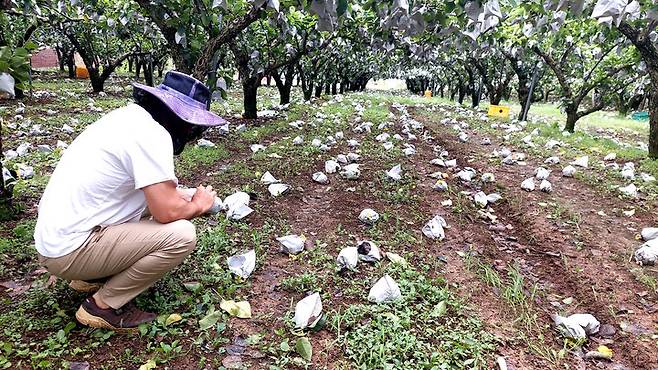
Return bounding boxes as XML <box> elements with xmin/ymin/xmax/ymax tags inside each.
<box><xmin>295</xmin><ymin>337</ymin><xmax>312</xmax><ymax>362</ymax></box>
<box><xmin>337</xmin><ymin>0</ymin><xmax>348</xmax><ymax>16</ymax></box>
<box><xmin>199</xmin><ymin>306</ymin><xmax>222</xmax><ymax>330</ymax></box>
<box><xmin>138</xmin><ymin>359</ymin><xmax>156</xmax><ymax>370</ymax></box>
<box><xmin>279</xmin><ymin>339</ymin><xmax>290</xmax><ymax>352</ymax></box>
<box><xmin>430</xmin><ymin>301</ymin><xmax>447</xmax><ymax>317</ymax></box>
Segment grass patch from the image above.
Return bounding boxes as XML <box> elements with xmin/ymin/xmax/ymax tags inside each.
<box><xmin>330</xmin><ymin>263</ymin><xmax>497</xmax><ymax>369</ymax></box>
<box><xmin>176</xmin><ymin>144</ymin><xmax>230</xmax><ymax>178</ymax></box>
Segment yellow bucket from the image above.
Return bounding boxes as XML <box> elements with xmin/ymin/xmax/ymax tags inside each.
<box><xmin>424</xmin><ymin>90</ymin><xmax>432</xmax><ymax>98</ymax></box>
<box><xmin>488</xmin><ymin>105</ymin><xmax>510</xmax><ymax>119</ymax></box>
<box><xmin>75</xmin><ymin>66</ymin><xmax>89</xmax><ymax>79</ymax></box>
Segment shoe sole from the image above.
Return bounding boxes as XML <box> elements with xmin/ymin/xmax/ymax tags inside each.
<box><xmin>69</xmin><ymin>280</ymin><xmax>103</xmax><ymax>293</ymax></box>
<box><xmin>75</xmin><ymin>306</ymin><xmax>136</xmax><ymax>333</ymax></box>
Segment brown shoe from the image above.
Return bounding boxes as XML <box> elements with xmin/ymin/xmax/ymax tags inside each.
<box><xmin>75</xmin><ymin>297</ymin><xmax>156</xmax><ymax>332</ymax></box>
<box><xmin>69</xmin><ymin>279</ymin><xmax>105</xmax><ymax>293</ymax></box>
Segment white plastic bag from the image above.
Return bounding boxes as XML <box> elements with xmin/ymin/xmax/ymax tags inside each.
<box><xmin>432</xmin><ymin>180</ymin><xmax>448</xmax><ymax>192</ymax></box>
<box><xmin>294</xmin><ymin>292</ymin><xmax>323</xmax><ymax>329</ymax></box>
<box><xmin>347</xmin><ymin>153</ymin><xmax>361</xmax><ymax>162</ymax></box>
<box><xmin>223</xmin><ymin>192</ymin><xmax>252</xmax><ymax>220</ymax></box>
<box><xmin>277</xmin><ymin>234</ymin><xmax>306</xmax><ymax>254</ymax></box>
<box><xmin>634</xmin><ymin>239</ymin><xmax>658</xmax><ymax>265</ymax></box>
<box><xmin>521</xmin><ymin>178</ymin><xmax>535</xmax><ymax>191</ymax></box>
<box><xmin>336</xmin><ymin>247</ymin><xmax>359</xmax><ymax>270</ymax></box>
<box><xmin>0</xmin><ymin>73</ymin><xmax>15</xmax><ymax>98</ymax></box>
<box><xmin>473</xmin><ymin>191</ymin><xmax>488</xmax><ymax>208</ymax></box>
<box><xmin>458</xmin><ymin>132</ymin><xmax>469</xmax><ymax>142</ymax></box>
<box><xmin>562</xmin><ymin>165</ymin><xmax>576</xmax><ymax>177</ymax></box>
<box><xmin>368</xmin><ymin>275</ymin><xmax>402</xmax><ymax>304</ymax></box>
<box><xmin>312</xmin><ymin>172</ymin><xmax>329</xmax><ymax>184</ymax></box>
<box><xmin>260</xmin><ymin>171</ymin><xmax>279</xmax><ymax>185</ymax></box>
<box><xmin>227</xmin><ymin>250</ymin><xmax>256</xmax><ymax>279</ymax></box>
<box><xmin>456</xmin><ymin>168</ymin><xmax>477</xmax><ymax>182</ymax></box>
<box><xmin>552</xmin><ymin>313</ymin><xmax>600</xmax><ymax>339</ymax></box>
<box><xmin>268</xmin><ymin>183</ymin><xmax>290</xmax><ymax>197</ymax></box>
<box><xmin>340</xmin><ymin>164</ymin><xmax>360</xmax><ymax>180</ymax></box>
<box><xmin>293</xmin><ymin>136</ymin><xmax>304</xmax><ymax>145</ymax></box>
<box><xmin>486</xmin><ymin>193</ymin><xmax>502</xmax><ymax>204</ymax></box>
<box><xmin>619</xmin><ymin>183</ymin><xmax>638</xmax><ymax>198</ymax></box>
<box><xmin>250</xmin><ymin>144</ymin><xmax>265</xmax><ymax>153</ymax></box>
<box><xmin>604</xmin><ymin>153</ymin><xmax>616</xmax><ymax>161</ymax></box>
<box><xmin>386</xmin><ymin>165</ymin><xmax>402</xmax><ymax>181</ymax></box>
<box><xmin>17</xmin><ymin>164</ymin><xmax>34</xmax><ymax>179</ymax></box>
<box><xmin>481</xmin><ymin>173</ymin><xmax>495</xmax><ymax>183</ymax></box>
<box><xmin>325</xmin><ymin>160</ymin><xmax>340</xmax><ymax>174</ymax></box>
<box><xmin>539</xmin><ymin>180</ymin><xmax>552</xmax><ymax>193</ymax></box>
<box><xmin>197</xmin><ymin>139</ymin><xmax>216</xmax><ymax>148</ymax></box>
<box><xmin>357</xmin><ymin>240</ymin><xmax>381</xmax><ymax>262</ymax></box>
<box><xmin>641</xmin><ymin>227</ymin><xmax>658</xmax><ymax>241</ymax></box>
<box><xmin>311</xmin><ymin>138</ymin><xmax>322</xmax><ymax>147</ymax></box>
<box><xmin>545</xmin><ymin>156</ymin><xmax>560</xmax><ymax>165</ymax></box>
<box><xmin>422</xmin><ymin>216</ymin><xmax>447</xmax><ymax>240</ymax></box>
<box><xmin>535</xmin><ymin>167</ymin><xmax>550</xmax><ymax>180</ymax></box>
<box><xmin>358</xmin><ymin>208</ymin><xmax>379</xmax><ymax>225</ymax></box>
<box><xmin>571</xmin><ymin>156</ymin><xmax>589</xmax><ymax>168</ymax></box>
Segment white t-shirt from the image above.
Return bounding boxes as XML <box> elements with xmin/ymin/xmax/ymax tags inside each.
<box><xmin>34</xmin><ymin>104</ymin><xmax>177</xmax><ymax>258</ymax></box>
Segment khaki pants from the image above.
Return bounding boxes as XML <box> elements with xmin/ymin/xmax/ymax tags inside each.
<box><xmin>39</xmin><ymin>219</ymin><xmax>197</xmax><ymax>309</ymax></box>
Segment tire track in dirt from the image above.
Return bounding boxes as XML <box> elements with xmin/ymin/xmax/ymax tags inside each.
<box><xmin>412</xmin><ymin>106</ymin><xmax>658</xmax><ymax>370</ymax></box>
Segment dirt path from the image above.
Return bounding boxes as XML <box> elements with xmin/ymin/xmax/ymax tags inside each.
<box><xmin>412</xmin><ymin>106</ymin><xmax>658</xmax><ymax>369</ymax></box>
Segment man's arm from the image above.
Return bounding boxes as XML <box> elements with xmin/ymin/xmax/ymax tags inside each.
<box><xmin>142</xmin><ymin>181</ymin><xmax>216</xmax><ymax>224</ymax></box>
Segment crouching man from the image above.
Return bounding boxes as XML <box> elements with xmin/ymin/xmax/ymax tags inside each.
<box><xmin>34</xmin><ymin>71</ymin><xmax>226</xmax><ymax>331</ymax></box>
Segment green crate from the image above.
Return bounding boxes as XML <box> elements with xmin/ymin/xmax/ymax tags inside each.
<box><xmin>632</xmin><ymin>111</ymin><xmax>649</xmax><ymax>121</ymax></box>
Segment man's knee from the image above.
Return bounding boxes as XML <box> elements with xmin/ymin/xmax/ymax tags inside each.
<box><xmin>169</xmin><ymin>220</ymin><xmax>197</xmax><ymax>251</ymax></box>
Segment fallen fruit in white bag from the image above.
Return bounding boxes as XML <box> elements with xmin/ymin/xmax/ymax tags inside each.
<box><xmin>634</xmin><ymin>239</ymin><xmax>658</xmax><ymax>266</ymax></box>
<box><xmin>312</xmin><ymin>172</ymin><xmax>329</xmax><ymax>184</ymax></box>
<box><xmin>294</xmin><ymin>292</ymin><xmax>323</xmax><ymax>329</ymax></box>
<box><xmin>340</xmin><ymin>164</ymin><xmax>360</xmax><ymax>180</ymax></box>
<box><xmin>368</xmin><ymin>275</ymin><xmax>401</xmax><ymax>304</ymax></box>
<box><xmin>357</xmin><ymin>240</ymin><xmax>381</xmax><ymax>262</ymax></box>
<box><xmin>386</xmin><ymin>164</ymin><xmax>402</xmax><ymax>181</ymax></box>
<box><xmin>277</xmin><ymin>234</ymin><xmax>306</xmax><ymax>254</ymax></box>
<box><xmin>358</xmin><ymin>208</ymin><xmax>379</xmax><ymax>225</ymax></box>
<box><xmin>521</xmin><ymin>178</ymin><xmax>535</xmax><ymax>191</ymax></box>
<box><xmin>422</xmin><ymin>215</ymin><xmax>447</xmax><ymax>240</ymax></box>
<box><xmin>325</xmin><ymin>160</ymin><xmax>340</xmax><ymax>174</ymax></box>
<box><xmin>260</xmin><ymin>171</ymin><xmax>279</xmax><ymax>185</ymax></box>
<box><xmin>336</xmin><ymin>247</ymin><xmax>359</xmax><ymax>271</ymax></box>
<box><xmin>552</xmin><ymin>313</ymin><xmax>600</xmax><ymax>339</ymax></box>
<box><xmin>562</xmin><ymin>165</ymin><xmax>576</xmax><ymax>177</ymax></box>
<box><xmin>268</xmin><ymin>183</ymin><xmax>290</xmax><ymax>197</ymax></box>
<box><xmin>227</xmin><ymin>250</ymin><xmax>256</xmax><ymax>279</ymax></box>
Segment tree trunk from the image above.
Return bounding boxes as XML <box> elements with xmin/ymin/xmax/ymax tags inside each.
<box><xmin>128</xmin><ymin>57</ymin><xmax>133</xmax><ymax>72</ymax></box>
<box><xmin>56</xmin><ymin>47</ymin><xmax>65</xmax><ymax>72</ymax></box>
<box><xmin>66</xmin><ymin>51</ymin><xmax>75</xmax><ymax>79</ymax></box>
<box><xmin>565</xmin><ymin>108</ymin><xmax>578</xmax><ymax>133</ymax></box>
<box><xmin>314</xmin><ymin>83</ymin><xmax>322</xmax><ymax>98</ymax></box>
<box><xmin>88</xmin><ymin>68</ymin><xmax>104</xmax><ymax>92</ymax></box>
<box><xmin>517</xmin><ymin>77</ymin><xmax>530</xmax><ymax>121</ymax></box>
<box><xmin>273</xmin><ymin>72</ymin><xmax>292</xmax><ymax>105</ymax></box>
<box><xmin>458</xmin><ymin>84</ymin><xmax>466</xmax><ymax>104</ymax></box>
<box><xmin>135</xmin><ymin>60</ymin><xmax>142</xmax><ymax>79</ymax></box>
<box><xmin>650</xmin><ymin>91</ymin><xmax>658</xmax><ymax>159</ymax></box>
<box><xmin>242</xmin><ymin>77</ymin><xmax>259</xmax><ymax>119</ymax></box>
<box><xmin>144</xmin><ymin>59</ymin><xmax>154</xmax><ymax>86</ymax></box>
<box><xmin>324</xmin><ymin>82</ymin><xmax>330</xmax><ymax>95</ymax></box>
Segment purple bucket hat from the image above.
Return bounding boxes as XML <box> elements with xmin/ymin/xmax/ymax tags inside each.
<box><xmin>132</xmin><ymin>71</ymin><xmax>227</xmax><ymax>127</ymax></box>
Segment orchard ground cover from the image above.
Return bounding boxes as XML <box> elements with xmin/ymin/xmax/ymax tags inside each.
<box><xmin>1</xmin><ymin>73</ymin><xmax>658</xmax><ymax>370</ymax></box>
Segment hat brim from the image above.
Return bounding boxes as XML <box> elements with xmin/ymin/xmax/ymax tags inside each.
<box><xmin>132</xmin><ymin>82</ymin><xmax>228</xmax><ymax>127</ymax></box>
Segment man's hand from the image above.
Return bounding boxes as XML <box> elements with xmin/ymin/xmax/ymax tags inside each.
<box><xmin>142</xmin><ymin>181</ymin><xmax>215</xmax><ymax>223</ymax></box>
<box><xmin>191</xmin><ymin>185</ymin><xmax>216</xmax><ymax>214</ymax></box>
